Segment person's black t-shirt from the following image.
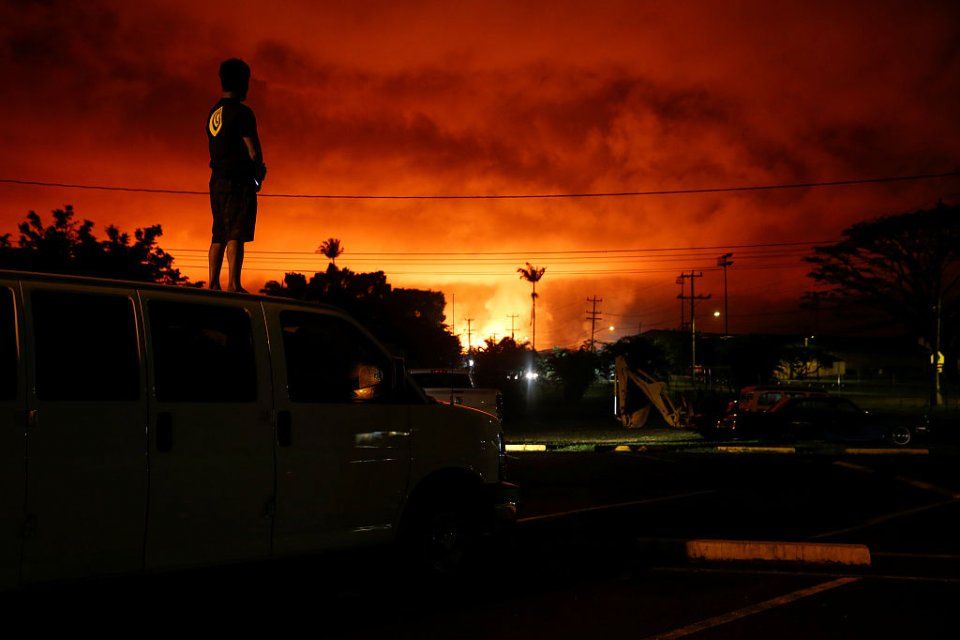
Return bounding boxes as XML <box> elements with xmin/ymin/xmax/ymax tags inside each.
<box><xmin>207</xmin><ymin>98</ymin><xmax>258</xmax><ymax>180</ymax></box>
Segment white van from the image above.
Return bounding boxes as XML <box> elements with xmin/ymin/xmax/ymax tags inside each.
<box><xmin>0</xmin><ymin>270</ymin><xmax>517</xmax><ymax>588</ymax></box>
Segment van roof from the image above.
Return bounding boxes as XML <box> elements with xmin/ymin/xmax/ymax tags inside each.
<box><xmin>0</xmin><ymin>268</ymin><xmax>343</xmax><ymax>313</ymax></box>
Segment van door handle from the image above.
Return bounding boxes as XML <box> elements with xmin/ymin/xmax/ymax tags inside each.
<box><xmin>156</xmin><ymin>412</ymin><xmax>173</xmax><ymax>452</ymax></box>
<box><xmin>277</xmin><ymin>410</ymin><xmax>292</xmax><ymax>447</ymax></box>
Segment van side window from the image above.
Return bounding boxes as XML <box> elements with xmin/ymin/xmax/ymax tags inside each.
<box><xmin>280</xmin><ymin>311</ymin><xmax>392</xmax><ymax>404</ymax></box>
<box><xmin>0</xmin><ymin>289</ymin><xmax>17</xmax><ymax>400</ymax></box>
<box><xmin>149</xmin><ymin>301</ymin><xmax>256</xmax><ymax>403</ymax></box>
<box><xmin>32</xmin><ymin>291</ymin><xmax>139</xmax><ymax>401</ymax></box>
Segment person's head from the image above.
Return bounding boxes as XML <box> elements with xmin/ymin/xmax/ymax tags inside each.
<box><xmin>219</xmin><ymin>58</ymin><xmax>250</xmax><ymax>99</ymax></box>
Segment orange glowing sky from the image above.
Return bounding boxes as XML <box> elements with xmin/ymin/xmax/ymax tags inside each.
<box><xmin>1</xmin><ymin>1</ymin><xmax>959</xmax><ymax>346</ymax></box>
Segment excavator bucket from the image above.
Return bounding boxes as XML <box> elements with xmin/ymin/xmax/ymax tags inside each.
<box><xmin>614</xmin><ymin>356</ymin><xmax>687</xmax><ymax>429</ymax></box>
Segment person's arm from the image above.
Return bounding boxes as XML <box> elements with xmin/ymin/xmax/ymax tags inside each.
<box><xmin>241</xmin><ymin>109</ymin><xmax>266</xmax><ymax>189</ymax></box>
<box><xmin>243</xmin><ymin>134</ymin><xmax>262</xmax><ymax>165</ymax></box>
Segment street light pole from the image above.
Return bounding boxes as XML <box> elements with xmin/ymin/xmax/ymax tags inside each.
<box><xmin>717</xmin><ymin>253</ymin><xmax>733</xmax><ymax>336</ymax></box>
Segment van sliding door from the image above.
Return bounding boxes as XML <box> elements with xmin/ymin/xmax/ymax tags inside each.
<box><xmin>142</xmin><ymin>295</ymin><xmax>274</xmax><ymax>569</ymax></box>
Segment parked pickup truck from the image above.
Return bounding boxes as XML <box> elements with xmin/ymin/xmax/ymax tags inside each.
<box><xmin>410</xmin><ymin>368</ymin><xmax>503</xmax><ymax>422</ymax></box>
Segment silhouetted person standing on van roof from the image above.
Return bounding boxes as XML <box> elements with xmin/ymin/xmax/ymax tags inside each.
<box><xmin>206</xmin><ymin>58</ymin><xmax>266</xmax><ymax>293</ymax></box>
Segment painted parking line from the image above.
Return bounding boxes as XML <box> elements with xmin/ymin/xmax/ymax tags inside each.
<box><xmin>832</xmin><ymin>460</ymin><xmax>960</xmax><ymax>498</ymax></box>
<box><xmin>873</xmin><ymin>551</ymin><xmax>960</xmax><ymax>560</ymax></box>
<box><xmin>843</xmin><ymin>447</ymin><xmax>928</xmax><ymax>455</ymax></box>
<box><xmin>656</xmin><ymin>564</ymin><xmax>960</xmax><ymax>584</ymax></box>
<box><xmin>833</xmin><ymin>460</ymin><xmax>873</xmax><ymax>473</ymax></box>
<box><xmin>517</xmin><ymin>489</ymin><xmax>716</xmax><ymax>525</ymax></box>
<box><xmin>810</xmin><ymin>497</ymin><xmax>960</xmax><ymax>540</ymax></box>
<box><xmin>643</xmin><ymin>577</ymin><xmax>859</xmax><ymax>640</ymax></box>
<box><xmin>893</xmin><ymin>475</ymin><xmax>960</xmax><ymax>499</ymax></box>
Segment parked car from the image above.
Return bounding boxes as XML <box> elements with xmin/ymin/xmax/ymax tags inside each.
<box><xmin>701</xmin><ymin>386</ymin><xmax>828</xmax><ymax>438</ymax></box>
<box><xmin>736</xmin><ymin>385</ymin><xmax>828</xmax><ymax>413</ymax></box>
<box><xmin>409</xmin><ymin>368</ymin><xmax>503</xmax><ymax>422</ymax></box>
<box><xmin>720</xmin><ymin>395</ymin><xmax>924</xmax><ymax>445</ymax></box>
<box><xmin>0</xmin><ymin>270</ymin><xmax>518</xmax><ymax>589</ymax></box>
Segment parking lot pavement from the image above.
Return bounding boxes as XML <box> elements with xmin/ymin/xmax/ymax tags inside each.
<box><xmin>9</xmin><ymin>450</ymin><xmax>959</xmax><ymax>637</ymax></box>
<box><xmin>643</xmin><ymin>571</ymin><xmax>957</xmax><ymax>639</ymax></box>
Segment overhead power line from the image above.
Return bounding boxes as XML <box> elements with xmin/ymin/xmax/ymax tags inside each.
<box><xmin>166</xmin><ymin>239</ymin><xmax>828</xmax><ymax>257</ymax></box>
<box><xmin>1</xmin><ymin>169</ymin><xmax>957</xmax><ymax>200</ymax></box>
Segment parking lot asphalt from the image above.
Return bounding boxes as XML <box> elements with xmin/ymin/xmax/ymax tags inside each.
<box><xmin>7</xmin><ymin>449</ymin><xmax>960</xmax><ymax>637</ymax></box>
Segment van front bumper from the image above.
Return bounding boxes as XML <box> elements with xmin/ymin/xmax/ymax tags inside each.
<box><xmin>484</xmin><ymin>481</ymin><xmax>519</xmax><ymax>528</ymax></box>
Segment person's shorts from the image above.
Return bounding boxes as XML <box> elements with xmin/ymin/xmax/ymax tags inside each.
<box><xmin>210</xmin><ymin>177</ymin><xmax>257</xmax><ymax>243</ymax></box>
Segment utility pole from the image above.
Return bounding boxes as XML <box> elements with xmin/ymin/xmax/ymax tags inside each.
<box><xmin>676</xmin><ymin>276</ymin><xmax>686</xmax><ymax>329</ymax></box>
<box><xmin>677</xmin><ymin>271</ymin><xmax>711</xmax><ymax>372</ymax></box>
<box><xmin>717</xmin><ymin>253</ymin><xmax>733</xmax><ymax>336</ymax></box>
<box><xmin>507</xmin><ymin>313</ymin><xmax>519</xmax><ymax>340</ymax></box>
<box><xmin>586</xmin><ymin>296</ymin><xmax>603</xmax><ymax>352</ymax></box>
<box><xmin>451</xmin><ymin>293</ymin><xmax>456</xmax><ymax>336</ymax></box>
<box><xmin>933</xmin><ymin>294</ymin><xmax>943</xmax><ymax>407</ymax></box>
<box><xmin>465</xmin><ymin>318</ymin><xmax>474</xmax><ymax>351</ymax></box>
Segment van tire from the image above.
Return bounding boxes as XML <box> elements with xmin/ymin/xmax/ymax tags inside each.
<box><xmin>399</xmin><ymin>482</ymin><xmax>483</xmax><ymax>579</ymax></box>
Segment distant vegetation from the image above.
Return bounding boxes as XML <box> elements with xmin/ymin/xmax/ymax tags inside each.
<box><xmin>806</xmin><ymin>201</ymin><xmax>959</xmax><ymax>406</ymax></box>
<box><xmin>261</xmin><ymin>267</ymin><xmax>462</xmax><ymax>368</ymax></box>
<box><xmin>0</xmin><ymin>205</ymin><xmax>192</xmax><ymax>285</ymax></box>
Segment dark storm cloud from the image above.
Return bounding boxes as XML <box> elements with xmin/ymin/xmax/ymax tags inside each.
<box><xmin>2</xmin><ymin>0</ymin><xmax>959</xmax><ymax>342</ymax></box>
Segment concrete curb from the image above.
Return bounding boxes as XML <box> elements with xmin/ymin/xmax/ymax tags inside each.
<box><xmin>504</xmin><ymin>444</ymin><xmax>548</xmax><ymax>452</ymax></box>
<box><xmin>715</xmin><ymin>445</ymin><xmax>796</xmax><ymax>454</ymax></box>
<box><xmin>636</xmin><ymin>538</ymin><xmax>872</xmax><ymax>567</ymax></box>
<box><xmin>686</xmin><ymin>539</ymin><xmax>871</xmax><ymax>566</ymax></box>
<box><xmin>505</xmin><ymin>442</ymin><xmax>936</xmax><ymax>456</ymax></box>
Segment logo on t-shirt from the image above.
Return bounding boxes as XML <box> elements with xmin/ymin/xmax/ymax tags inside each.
<box><xmin>208</xmin><ymin>106</ymin><xmax>223</xmax><ymax>137</ymax></box>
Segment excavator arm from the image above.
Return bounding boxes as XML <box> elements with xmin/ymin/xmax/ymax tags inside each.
<box><xmin>614</xmin><ymin>356</ymin><xmax>687</xmax><ymax>429</ymax></box>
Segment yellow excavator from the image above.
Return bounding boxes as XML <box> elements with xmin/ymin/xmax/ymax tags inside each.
<box><xmin>614</xmin><ymin>356</ymin><xmax>689</xmax><ymax>429</ymax></box>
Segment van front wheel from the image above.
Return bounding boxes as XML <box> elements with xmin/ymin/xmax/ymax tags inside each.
<box><xmin>402</xmin><ymin>487</ymin><xmax>481</xmax><ymax>578</ymax></box>
<box><xmin>422</xmin><ymin>506</ymin><xmax>472</xmax><ymax>575</ymax></box>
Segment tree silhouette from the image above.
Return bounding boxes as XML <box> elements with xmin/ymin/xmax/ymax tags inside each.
<box><xmin>805</xmin><ymin>202</ymin><xmax>959</xmax><ymax>406</ymax></box>
<box><xmin>544</xmin><ymin>347</ymin><xmax>600</xmax><ymax>403</ymax></box>
<box><xmin>517</xmin><ymin>262</ymin><xmax>546</xmax><ymax>351</ymax></box>
<box><xmin>0</xmin><ymin>205</ymin><xmax>192</xmax><ymax>285</ymax></box>
<box><xmin>261</xmin><ymin>265</ymin><xmax>461</xmax><ymax>367</ymax></box>
<box><xmin>318</xmin><ymin>237</ymin><xmax>344</xmax><ymax>266</ymax></box>
<box><xmin>469</xmin><ymin>336</ymin><xmax>534</xmax><ymax>420</ymax></box>
<box><xmin>600</xmin><ymin>334</ymin><xmax>670</xmax><ymax>379</ymax></box>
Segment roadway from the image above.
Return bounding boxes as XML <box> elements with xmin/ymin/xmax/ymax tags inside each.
<box><xmin>8</xmin><ymin>448</ymin><xmax>959</xmax><ymax>637</ymax></box>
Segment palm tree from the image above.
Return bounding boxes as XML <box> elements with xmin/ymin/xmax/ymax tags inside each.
<box><xmin>517</xmin><ymin>262</ymin><xmax>546</xmax><ymax>351</ymax></box>
<box><xmin>317</xmin><ymin>237</ymin><xmax>344</xmax><ymax>266</ymax></box>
